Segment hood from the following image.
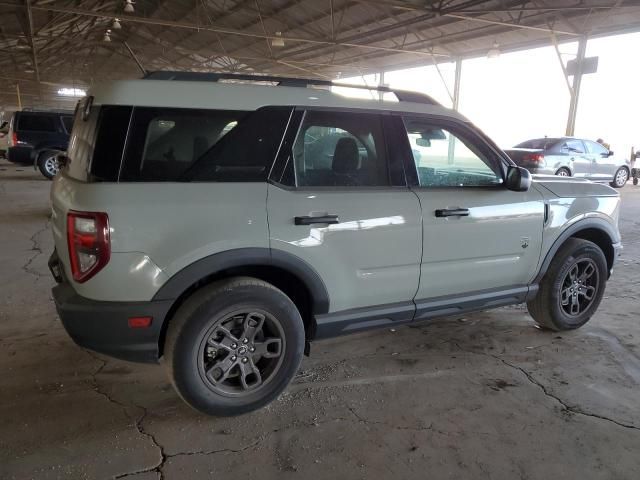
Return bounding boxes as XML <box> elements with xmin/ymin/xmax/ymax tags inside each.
<box><xmin>533</xmin><ymin>175</ymin><xmax>619</xmax><ymax>198</ymax></box>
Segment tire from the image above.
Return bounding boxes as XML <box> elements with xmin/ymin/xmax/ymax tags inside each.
<box><xmin>634</xmin><ymin>178</ymin><xmax>639</xmax><ymax>186</ymax></box>
<box><xmin>37</xmin><ymin>151</ymin><xmax>61</xmax><ymax>180</ymax></box>
<box><xmin>527</xmin><ymin>238</ymin><xmax>607</xmax><ymax>331</ymax></box>
<box><xmin>164</xmin><ymin>277</ymin><xmax>305</xmax><ymax>416</ymax></box>
<box><xmin>555</xmin><ymin>167</ymin><xmax>571</xmax><ymax>177</ymax></box>
<box><xmin>610</xmin><ymin>167</ymin><xmax>629</xmax><ymax>188</ymax></box>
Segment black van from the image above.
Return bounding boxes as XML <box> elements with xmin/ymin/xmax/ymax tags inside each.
<box><xmin>7</xmin><ymin>110</ymin><xmax>74</xmax><ymax>179</ymax></box>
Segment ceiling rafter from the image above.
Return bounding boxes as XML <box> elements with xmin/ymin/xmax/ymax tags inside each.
<box><xmin>1</xmin><ymin>0</ymin><xmax>640</xmax><ymax>108</ymax></box>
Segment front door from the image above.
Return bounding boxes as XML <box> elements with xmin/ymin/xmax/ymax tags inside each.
<box><xmin>585</xmin><ymin>139</ymin><xmax>616</xmax><ymax>181</ymax></box>
<box><xmin>395</xmin><ymin>115</ymin><xmax>546</xmax><ymax>303</ymax></box>
<box><xmin>267</xmin><ymin>109</ymin><xmax>422</xmax><ymax>333</ymax></box>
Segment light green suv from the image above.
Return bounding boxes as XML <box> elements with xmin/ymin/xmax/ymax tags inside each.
<box><xmin>49</xmin><ymin>73</ymin><xmax>622</xmax><ymax>416</ymax></box>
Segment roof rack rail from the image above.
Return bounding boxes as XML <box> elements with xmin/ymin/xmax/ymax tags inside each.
<box><xmin>142</xmin><ymin>71</ymin><xmax>440</xmax><ymax>106</ymax></box>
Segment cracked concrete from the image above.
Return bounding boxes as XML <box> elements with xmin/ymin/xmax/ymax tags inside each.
<box><xmin>1</xmin><ymin>159</ymin><xmax>640</xmax><ymax>479</ymax></box>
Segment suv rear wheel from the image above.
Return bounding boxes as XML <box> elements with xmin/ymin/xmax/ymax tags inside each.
<box><xmin>164</xmin><ymin>277</ymin><xmax>305</xmax><ymax>416</ymax></box>
<box><xmin>37</xmin><ymin>150</ymin><xmax>61</xmax><ymax>179</ymax></box>
<box><xmin>527</xmin><ymin>238</ymin><xmax>607</xmax><ymax>331</ymax></box>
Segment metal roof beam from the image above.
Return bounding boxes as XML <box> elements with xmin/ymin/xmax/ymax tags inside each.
<box><xmin>18</xmin><ymin>3</ymin><xmax>450</xmax><ymax>58</ymax></box>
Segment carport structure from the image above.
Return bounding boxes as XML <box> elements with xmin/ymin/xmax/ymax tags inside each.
<box><xmin>2</xmin><ymin>0</ymin><xmax>640</xmax><ymax>130</ymax></box>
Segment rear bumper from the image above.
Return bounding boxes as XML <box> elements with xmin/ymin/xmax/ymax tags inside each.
<box><xmin>51</xmin><ymin>262</ymin><xmax>172</xmax><ymax>364</ymax></box>
<box><xmin>7</xmin><ymin>146</ymin><xmax>33</xmax><ymax>165</ymax></box>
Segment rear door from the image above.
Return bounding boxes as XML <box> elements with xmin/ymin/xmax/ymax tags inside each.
<box><xmin>394</xmin><ymin>115</ymin><xmax>545</xmax><ymax>305</ymax></box>
<box><xmin>267</xmin><ymin>109</ymin><xmax>422</xmax><ymax>330</ymax></box>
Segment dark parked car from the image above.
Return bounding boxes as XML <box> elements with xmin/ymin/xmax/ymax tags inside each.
<box><xmin>505</xmin><ymin>137</ymin><xmax>630</xmax><ymax>188</ymax></box>
<box><xmin>7</xmin><ymin>110</ymin><xmax>74</xmax><ymax>179</ymax></box>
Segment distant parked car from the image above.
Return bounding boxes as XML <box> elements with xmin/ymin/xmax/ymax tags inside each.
<box><xmin>0</xmin><ymin>121</ymin><xmax>9</xmax><ymax>158</ymax></box>
<box><xmin>6</xmin><ymin>110</ymin><xmax>74</xmax><ymax>179</ymax></box>
<box><xmin>505</xmin><ymin>137</ymin><xmax>630</xmax><ymax>188</ymax></box>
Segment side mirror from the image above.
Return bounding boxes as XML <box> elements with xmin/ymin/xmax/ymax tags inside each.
<box><xmin>506</xmin><ymin>166</ymin><xmax>531</xmax><ymax>192</ymax></box>
<box><xmin>608</xmin><ymin>150</ymin><xmax>614</xmax><ymax>157</ymax></box>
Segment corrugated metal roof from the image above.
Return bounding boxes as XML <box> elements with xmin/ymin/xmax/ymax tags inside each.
<box><xmin>1</xmin><ymin>0</ymin><xmax>639</xmax><ymax>108</ymax></box>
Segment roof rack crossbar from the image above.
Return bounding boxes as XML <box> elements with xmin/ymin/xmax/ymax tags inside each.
<box><xmin>142</xmin><ymin>71</ymin><xmax>440</xmax><ymax>106</ymax></box>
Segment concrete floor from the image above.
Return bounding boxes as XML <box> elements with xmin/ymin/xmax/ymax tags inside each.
<box><xmin>1</xmin><ymin>159</ymin><xmax>639</xmax><ymax>480</ymax></box>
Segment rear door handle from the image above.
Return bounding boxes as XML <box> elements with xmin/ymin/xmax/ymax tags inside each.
<box><xmin>435</xmin><ymin>208</ymin><xmax>470</xmax><ymax>218</ymax></box>
<box><xmin>294</xmin><ymin>215</ymin><xmax>340</xmax><ymax>225</ymax></box>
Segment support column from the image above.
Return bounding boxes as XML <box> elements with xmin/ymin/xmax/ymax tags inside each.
<box><xmin>452</xmin><ymin>58</ymin><xmax>462</xmax><ymax>111</ymax></box>
<box><xmin>566</xmin><ymin>36</ymin><xmax>588</xmax><ymax>136</ymax></box>
<box><xmin>16</xmin><ymin>83</ymin><xmax>22</xmax><ymax>110</ymax></box>
<box><xmin>448</xmin><ymin>58</ymin><xmax>462</xmax><ymax>164</ymax></box>
<box><xmin>378</xmin><ymin>71</ymin><xmax>385</xmax><ymax>101</ymax></box>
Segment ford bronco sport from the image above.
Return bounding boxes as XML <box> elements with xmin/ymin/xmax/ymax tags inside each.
<box><xmin>49</xmin><ymin>72</ymin><xmax>622</xmax><ymax>416</ymax></box>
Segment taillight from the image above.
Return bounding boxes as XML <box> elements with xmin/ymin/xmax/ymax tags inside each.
<box><xmin>10</xmin><ymin>132</ymin><xmax>17</xmax><ymax>147</ymax></box>
<box><xmin>523</xmin><ymin>153</ymin><xmax>545</xmax><ymax>164</ymax></box>
<box><xmin>67</xmin><ymin>211</ymin><xmax>110</xmax><ymax>283</ymax></box>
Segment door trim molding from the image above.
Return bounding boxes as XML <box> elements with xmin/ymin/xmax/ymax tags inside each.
<box><xmin>313</xmin><ymin>285</ymin><xmax>536</xmax><ymax>340</ymax></box>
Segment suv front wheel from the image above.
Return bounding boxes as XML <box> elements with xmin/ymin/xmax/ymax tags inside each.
<box><xmin>164</xmin><ymin>277</ymin><xmax>305</xmax><ymax>416</ymax></box>
<box><xmin>527</xmin><ymin>238</ymin><xmax>607</xmax><ymax>331</ymax></box>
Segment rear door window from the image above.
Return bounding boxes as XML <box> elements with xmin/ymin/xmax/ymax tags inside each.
<box><xmin>17</xmin><ymin>114</ymin><xmax>57</xmax><ymax>132</ymax></box>
<box><xmin>562</xmin><ymin>139</ymin><xmax>585</xmax><ymax>154</ymax></box>
<box><xmin>292</xmin><ymin>110</ymin><xmax>391</xmax><ymax>187</ymax></box>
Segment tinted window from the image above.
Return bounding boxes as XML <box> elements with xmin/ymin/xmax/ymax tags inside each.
<box><xmin>585</xmin><ymin>140</ymin><xmax>608</xmax><ymax>155</ymax></box>
<box><xmin>402</xmin><ymin>117</ymin><xmax>502</xmax><ymax>188</ymax></box>
<box><xmin>561</xmin><ymin>139</ymin><xmax>585</xmax><ymax>154</ymax></box>
<box><xmin>293</xmin><ymin>111</ymin><xmax>389</xmax><ymax>187</ymax></box>
<box><xmin>17</xmin><ymin>114</ymin><xmax>57</xmax><ymax>132</ymax></box>
<box><xmin>91</xmin><ymin>106</ymin><xmax>132</xmax><ymax>181</ymax></box>
<box><xmin>514</xmin><ymin>138</ymin><xmax>559</xmax><ymax>150</ymax></box>
<box><xmin>185</xmin><ymin>107</ymin><xmax>292</xmax><ymax>182</ymax></box>
<box><xmin>119</xmin><ymin>107</ymin><xmax>247</xmax><ymax>182</ymax></box>
<box><xmin>62</xmin><ymin>115</ymin><xmax>74</xmax><ymax>133</ymax></box>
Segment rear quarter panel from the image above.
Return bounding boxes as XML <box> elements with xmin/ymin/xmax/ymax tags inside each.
<box><xmin>51</xmin><ymin>174</ymin><xmax>269</xmax><ymax>301</ymax></box>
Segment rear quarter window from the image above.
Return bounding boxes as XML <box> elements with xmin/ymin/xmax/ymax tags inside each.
<box><xmin>17</xmin><ymin>114</ymin><xmax>57</xmax><ymax>132</ymax></box>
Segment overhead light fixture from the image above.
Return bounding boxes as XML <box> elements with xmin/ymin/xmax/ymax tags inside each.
<box><xmin>112</xmin><ymin>18</ymin><xmax>122</xmax><ymax>30</ymax></box>
<box><xmin>58</xmin><ymin>88</ymin><xmax>87</xmax><ymax>97</ymax></box>
<box><xmin>25</xmin><ymin>68</ymin><xmax>35</xmax><ymax>74</ymax></box>
<box><xmin>103</xmin><ymin>30</ymin><xmax>112</xmax><ymax>42</ymax></box>
<box><xmin>271</xmin><ymin>32</ymin><xmax>285</xmax><ymax>48</ymax></box>
<box><xmin>487</xmin><ymin>41</ymin><xmax>501</xmax><ymax>59</ymax></box>
<box><xmin>124</xmin><ymin>0</ymin><xmax>135</xmax><ymax>13</ymax></box>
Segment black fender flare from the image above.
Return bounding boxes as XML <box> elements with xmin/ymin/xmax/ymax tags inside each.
<box><xmin>152</xmin><ymin>247</ymin><xmax>330</xmax><ymax>314</ymax></box>
<box><xmin>33</xmin><ymin>146</ymin><xmax>66</xmax><ymax>165</ymax></box>
<box><xmin>533</xmin><ymin>217</ymin><xmax>619</xmax><ymax>284</ymax></box>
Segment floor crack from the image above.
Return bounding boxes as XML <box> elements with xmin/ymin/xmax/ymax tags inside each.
<box><xmin>83</xmin><ymin>351</ymin><xmax>167</xmax><ymax>479</ymax></box>
<box><xmin>21</xmin><ymin>218</ymin><xmax>50</xmax><ymax>280</ymax></box>
<box><xmin>452</xmin><ymin>342</ymin><xmax>640</xmax><ymax>431</ymax></box>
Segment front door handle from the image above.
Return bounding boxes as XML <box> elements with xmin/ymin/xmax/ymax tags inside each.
<box><xmin>294</xmin><ymin>215</ymin><xmax>340</xmax><ymax>225</ymax></box>
<box><xmin>435</xmin><ymin>208</ymin><xmax>470</xmax><ymax>218</ymax></box>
